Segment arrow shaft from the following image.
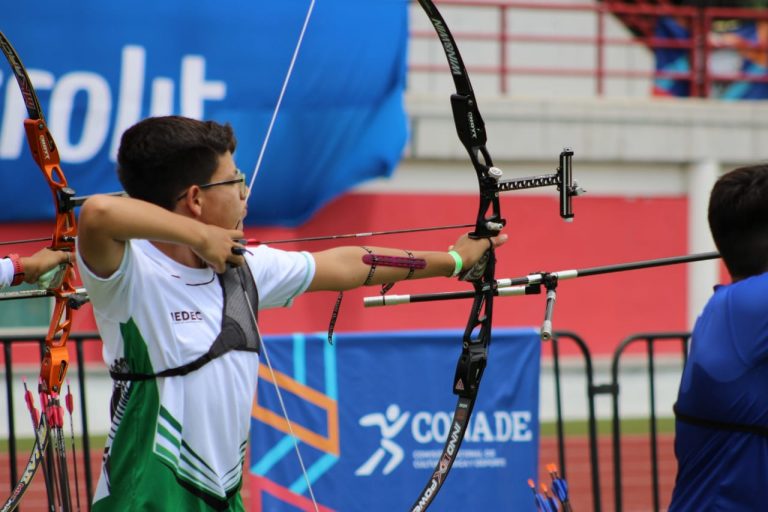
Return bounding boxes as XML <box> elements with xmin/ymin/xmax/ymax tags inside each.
<box><xmin>248</xmin><ymin>223</ymin><xmax>474</xmax><ymax>245</ymax></box>
<box><xmin>0</xmin><ymin>236</ymin><xmax>53</xmax><ymax>246</ymax></box>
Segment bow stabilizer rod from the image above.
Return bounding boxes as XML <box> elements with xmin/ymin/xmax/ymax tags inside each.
<box><xmin>365</xmin><ymin>250</ymin><xmax>720</xmax><ymax>340</ymax></box>
<box><xmin>364</xmin><ymin>251</ymin><xmax>721</xmax><ymax>308</ymax></box>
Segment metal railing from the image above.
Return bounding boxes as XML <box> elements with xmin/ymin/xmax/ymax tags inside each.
<box><xmin>609</xmin><ymin>331</ymin><xmax>690</xmax><ymax>512</ymax></box>
<box><xmin>544</xmin><ymin>330</ymin><xmax>691</xmax><ymax>511</ymax></box>
<box><xmin>1</xmin><ymin>332</ymin><xmax>100</xmax><ymax>512</ymax></box>
<box><xmin>547</xmin><ymin>330</ymin><xmax>604</xmax><ymax>512</ymax></box>
<box><xmin>410</xmin><ymin>0</ymin><xmax>768</xmax><ymax>97</ymax></box>
<box><xmin>1</xmin><ymin>328</ymin><xmax>694</xmax><ymax>511</ymax></box>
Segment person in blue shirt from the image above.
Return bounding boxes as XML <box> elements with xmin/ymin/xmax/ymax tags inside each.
<box><xmin>669</xmin><ymin>163</ymin><xmax>768</xmax><ymax>510</ymax></box>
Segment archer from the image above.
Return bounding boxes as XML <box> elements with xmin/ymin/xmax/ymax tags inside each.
<box><xmin>669</xmin><ymin>163</ymin><xmax>768</xmax><ymax>510</ymax></box>
<box><xmin>76</xmin><ymin>115</ymin><xmax>506</xmax><ymax>511</ymax></box>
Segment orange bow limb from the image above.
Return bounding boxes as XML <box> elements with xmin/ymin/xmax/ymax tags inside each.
<box><xmin>23</xmin><ymin>118</ymin><xmax>77</xmax><ymax>395</ymax></box>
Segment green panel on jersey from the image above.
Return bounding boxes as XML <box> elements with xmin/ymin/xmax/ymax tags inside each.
<box><xmin>93</xmin><ymin>318</ymin><xmax>245</xmax><ymax>511</ymax></box>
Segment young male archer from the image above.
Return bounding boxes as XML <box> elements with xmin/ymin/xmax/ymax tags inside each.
<box><xmin>76</xmin><ymin>115</ymin><xmax>505</xmax><ymax>510</ymax></box>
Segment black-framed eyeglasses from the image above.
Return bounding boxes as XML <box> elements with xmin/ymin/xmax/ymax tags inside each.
<box><xmin>176</xmin><ymin>168</ymin><xmax>247</xmax><ymax>201</ymax></box>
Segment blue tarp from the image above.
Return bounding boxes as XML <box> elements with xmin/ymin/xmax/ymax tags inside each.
<box><xmin>0</xmin><ymin>0</ymin><xmax>409</xmax><ymax>226</ymax></box>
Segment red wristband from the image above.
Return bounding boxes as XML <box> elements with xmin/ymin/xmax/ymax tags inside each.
<box><xmin>7</xmin><ymin>253</ymin><xmax>24</xmax><ymax>286</ymax></box>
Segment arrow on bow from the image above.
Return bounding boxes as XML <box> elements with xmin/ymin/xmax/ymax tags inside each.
<box><xmin>0</xmin><ymin>30</ymin><xmax>79</xmax><ymax>511</ymax></box>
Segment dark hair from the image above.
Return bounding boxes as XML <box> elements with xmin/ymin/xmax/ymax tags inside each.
<box><xmin>708</xmin><ymin>164</ymin><xmax>768</xmax><ymax>279</ymax></box>
<box><xmin>117</xmin><ymin>116</ymin><xmax>237</xmax><ymax>210</ymax></box>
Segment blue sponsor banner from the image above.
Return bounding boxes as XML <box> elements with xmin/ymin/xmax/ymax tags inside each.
<box><xmin>1</xmin><ymin>1</ymin><xmax>408</xmax><ymax>225</ymax></box>
<box><xmin>251</xmin><ymin>328</ymin><xmax>540</xmax><ymax>511</ymax></box>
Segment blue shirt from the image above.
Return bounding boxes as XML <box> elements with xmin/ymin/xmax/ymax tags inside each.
<box><xmin>669</xmin><ymin>272</ymin><xmax>768</xmax><ymax>510</ymax></box>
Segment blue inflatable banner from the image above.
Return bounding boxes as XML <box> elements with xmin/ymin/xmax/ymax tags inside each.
<box><xmin>0</xmin><ymin>1</ymin><xmax>408</xmax><ymax>225</ymax></box>
<box><xmin>251</xmin><ymin>328</ymin><xmax>541</xmax><ymax>511</ymax></box>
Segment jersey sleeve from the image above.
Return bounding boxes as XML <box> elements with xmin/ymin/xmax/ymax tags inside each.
<box><xmin>76</xmin><ymin>238</ymin><xmax>135</xmax><ymax>320</ymax></box>
<box><xmin>0</xmin><ymin>257</ymin><xmax>13</xmax><ymax>288</ymax></box>
<box><xmin>245</xmin><ymin>245</ymin><xmax>315</xmax><ymax>309</ymax></box>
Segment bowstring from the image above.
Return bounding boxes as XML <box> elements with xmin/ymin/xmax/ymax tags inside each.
<box><xmin>246</xmin><ymin>0</ymin><xmax>317</xmax><ymax>198</ymax></box>
<box><xmin>240</xmin><ymin>3</ymin><xmax>319</xmax><ymax>510</ymax></box>
<box><xmin>241</xmin><ymin>286</ymin><xmax>320</xmax><ymax>512</ymax></box>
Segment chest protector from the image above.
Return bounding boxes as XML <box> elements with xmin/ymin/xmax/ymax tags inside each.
<box><xmin>109</xmin><ymin>265</ymin><xmax>261</xmax><ymax>381</ymax></box>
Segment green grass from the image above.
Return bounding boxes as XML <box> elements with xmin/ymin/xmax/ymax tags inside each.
<box><xmin>0</xmin><ymin>435</ymin><xmax>107</xmax><ymax>454</ymax></box>
<box><xmin>541</xmin><ymin>417</ymin><xmax>676</xmax><ymax>437</ymax></box>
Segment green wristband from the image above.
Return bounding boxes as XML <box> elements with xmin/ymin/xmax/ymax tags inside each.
<box><xmin>448</xmin><ymin>250</ymin><xmax>463</xmax><ymax>277</ymax></box>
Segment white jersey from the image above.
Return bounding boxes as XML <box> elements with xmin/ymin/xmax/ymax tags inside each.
<box><xmin>0</xmin><ymin>257</ymin><xmax>13</xmax><ymax>288</ymax></box>
<box><xmin>78</xmin><ymin>239</ymin><xmax>313</xmax><ymax>507</ymax></box>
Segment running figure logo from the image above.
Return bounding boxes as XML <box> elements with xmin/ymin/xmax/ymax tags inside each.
<box><xmin>354</xmin><ymin>404</ymin><xmax>410</xmax><ymax>476</ymax></box>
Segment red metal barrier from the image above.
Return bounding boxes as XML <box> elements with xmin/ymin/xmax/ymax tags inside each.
<box><xmin>409</xmin><ymin>0</ymin><xmax>768</xmax><ymax>98</ymax></box>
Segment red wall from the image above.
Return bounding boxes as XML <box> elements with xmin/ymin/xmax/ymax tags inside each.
<box><xmin>1</xmin><ymin>191</ymin><xmax>696</xmax><ymax>359</ymax></box>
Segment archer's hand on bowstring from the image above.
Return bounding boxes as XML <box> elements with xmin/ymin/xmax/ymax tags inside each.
<box><xmin>191</xmin><ymin>223</ymin><xmax>245</xmax><ymax>273</ymax></box>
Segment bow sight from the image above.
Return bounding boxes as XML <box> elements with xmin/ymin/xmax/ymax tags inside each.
<box><xmin>492</xmin><ymin>147</ymin><xmax>583</xmax><ymax>222</ymax></box>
